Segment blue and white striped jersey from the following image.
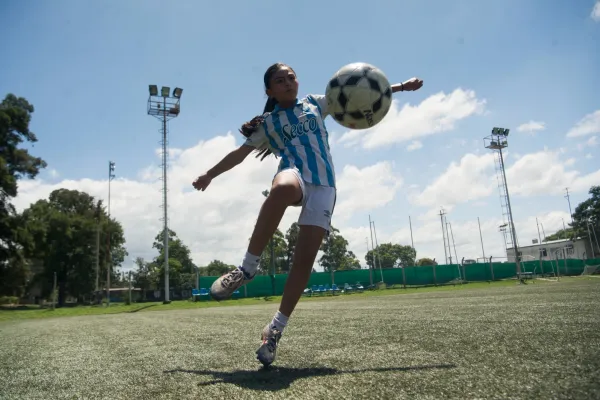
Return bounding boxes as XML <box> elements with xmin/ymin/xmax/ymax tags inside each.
<box><xmin>244</xmin><ymin>94</ymin><xmax>336</xmax><ymax>188</ymax></box>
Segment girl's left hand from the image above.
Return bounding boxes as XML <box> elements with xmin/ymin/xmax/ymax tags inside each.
<box><xmin>402</xmin><ymin>77</ymin><xmax>423</xmax><ymax>91</ymax></box>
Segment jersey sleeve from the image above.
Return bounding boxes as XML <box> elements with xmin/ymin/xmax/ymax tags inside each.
<box><xmin>243</xmin><ymin>122</ymin><xmax>270</xmax><ymax>149</ymax></box>
<box><xmin>308</xmin><ymin>94</ymin><xmax>329</xmax><ymax>119</ymax></box>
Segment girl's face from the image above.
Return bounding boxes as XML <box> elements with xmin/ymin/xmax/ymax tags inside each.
<box><xmin>266</xmin><ymin>66</ymin><xmax>299</xmax><ymax>106</ymax></box>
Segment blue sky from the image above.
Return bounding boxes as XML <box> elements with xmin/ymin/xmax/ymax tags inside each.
<box><xmin>2</xmin><ymin>0</ymin><xmax>600</xmax><ymax>270</ymax></box>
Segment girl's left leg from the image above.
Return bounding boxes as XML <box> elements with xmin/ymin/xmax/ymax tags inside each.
<box><xmin>256</xmin><ymin>181</ymin><xmax>336</xmax><ymax>366</ymax></box>
<box><xmin>256</xmin><ymin>224</ymin><xmax>326</xmax><ymax>366</ymax></box>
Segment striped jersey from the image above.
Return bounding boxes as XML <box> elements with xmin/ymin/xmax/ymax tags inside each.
<box><xmin>244</xmin><ymin>94</ymin><xmax>336</xmax><ymax>188</ymax></box>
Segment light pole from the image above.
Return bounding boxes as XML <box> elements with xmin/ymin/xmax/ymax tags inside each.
<box><xmin>485</xmin><ymin>127</ymin><xmax>521</xmax><ymax>277</ymax></box>
<box><xmin>147</xmin><ymin>85</ymin><xmax>182</xmax><ymax>304</ymax></box>
<box><xmin>106</xmin><ymin>161</ymin><xmax>115</xmax><ymax>306</ymax></box>
<box><xmin>262</xmin><ymin>190</ymin><xmax>276</xmax><ymax>296</ymax></box>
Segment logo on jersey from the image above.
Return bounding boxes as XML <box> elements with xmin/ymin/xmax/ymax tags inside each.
<box><xmin>281</xmin><ymin>117</ymin><xmax>318</xmax><ymax>144</ymax></box>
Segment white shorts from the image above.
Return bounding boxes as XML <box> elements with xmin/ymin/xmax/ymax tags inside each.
<box><xmin>276</xmin><ymin>168</ymin><xmax>336</xmax><ymax>233</ymax></box>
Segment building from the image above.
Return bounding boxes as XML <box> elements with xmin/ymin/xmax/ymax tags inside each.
<box><xmin>506</xmin><ymin>237</ymin><xmax>594</xmax><ymax>262</ymax></box>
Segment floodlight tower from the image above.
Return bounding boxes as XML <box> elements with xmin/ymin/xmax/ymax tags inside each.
<box><xmin>484</xmin><ymin>127</ymin><xmax>521</xmax><ymax>276</ymax></box>
<box><xmin>147</xmin><ymin>85</ymin><xmax>183</xmax><ymax>304</ymax></box>
<box><xmin>107</xmin><ymin>161</ymin><xmax>115</xmax><ymax>306</ymax></box>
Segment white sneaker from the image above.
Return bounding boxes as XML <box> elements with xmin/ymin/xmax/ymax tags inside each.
<box><xmin>209</xmin><ymin>266</ymin><xmax>254</xmax><ymax>301</ymax></box>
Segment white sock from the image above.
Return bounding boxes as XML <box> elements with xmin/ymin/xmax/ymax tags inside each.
<box><xmin>269</xmin><ymin>310</ymin><xmax>289</xmax><ymax>332</ymax></box>
<box><xmin>240</xmin><ymin>251</ymin><xmax>260</xmax><ymax>277</ymax></box>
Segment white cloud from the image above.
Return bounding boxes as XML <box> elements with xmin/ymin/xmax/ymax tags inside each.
<box><xmin>335</xmin><ymin>162</ymin><xmax>403</xmax><ymax>220</ymax></box>
<box><xmin>410</xmin><ymin>148</ymin><xmax>600</xmax><ymax>215</ymax></box>
<box><xmin>13</xmin><ymin>134</ymin><xmax>404</xmax><ymax>272</ymax></box>
<box><xmin>516</xmin><ymin>120</ymin><xmax>546</xmax><ymax>134</ymax></box>
<box><xmin>406</xmin><ymin>140</ymin><xmax>423</xmax><ymax>151</ymax></box>
<box><xmin>587</xmin><ymin>136</ymin><xmax>598</xmax><ymax>146</ymax></box>
<box><xmin>411</xmin><ymin>153</ymin><xmax>496</xmax><ymax>210</ymax></box>
<box><xmin>506</xmin><ymin>149</ymin><xmax>600</xmax><ymax>197</ymax></box>
<box><xmin>337</xmin><ymin>88</ymin><xmax>486</xmax><ymax>149</ymax></box>
<box><xmin>566</xmin><ymin>109</ymin><xmax>600</xmax><ymax>138</ymax></box>
<box><xmin>586</xmin><ymin>153</ymin><xmax>593</xmax><ymax>159</ymax></box>
<box><xmin>49</xmin><ymin>169</ymin><xmax>60</xmax><ymax>178</ymax></box>
<box><xmin>592</xmin><ymin>1</ymin><xmax>600</xmax><ymax>21</ymax></box>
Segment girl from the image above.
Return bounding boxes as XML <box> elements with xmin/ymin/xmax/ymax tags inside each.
<box><xmin>192</xmin><ymin>62</ymin><xmax>423</xmax><ymax>366</ymax></box>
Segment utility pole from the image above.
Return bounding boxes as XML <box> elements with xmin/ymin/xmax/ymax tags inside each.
<box><xmin>445</xmin><ymin>220</ymin><xmax>453</xmax><ymax>264</ymax></box>
<box><xmin>565</xmin><ymin>188</ymin><xmax>573</xmax><ymax>225</ymax></box>
<box><xmin>440</xmin><ymin>208</ymin><xmax>448</xmax><ymax>264</ymax></box>
<box><xmin>372</xmin><ymin>220</ymin><xmax>384</xmax><ymax>282</ymax></box>
<box><xmin>366</xmin><ymin>237</ymin><xmax>373</xmax><ymax>286</ymax></box>
<box><xmin>477</xmin><ymin>217</ymin><xmax>486</xmax><ymax>260</ymax></box>
<box><xmin>536</xmin><ymin>217</ymin><xmax>544</xmax><ymax>275</ymax></box>
<box><xmin>95</xmin><ymin>222</ymin><xmax>100</xmax><ymax>302</ymax></box>
<box><xmin>409</xmin><ymin>216</ymin><xmax>416</xmax><ymax>265</ymax></box>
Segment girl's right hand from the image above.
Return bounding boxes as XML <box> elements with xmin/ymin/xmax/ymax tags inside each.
<box><xmin>192</xmin><ymin>174</ymin><xmax>212</xmax><ymax>191</ymax></box>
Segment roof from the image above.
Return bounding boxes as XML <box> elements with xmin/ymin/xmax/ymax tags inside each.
<box><xmin>507</xmin><ymin>237</ymin><xmax>584</xmax><ymax>250</ymax></box>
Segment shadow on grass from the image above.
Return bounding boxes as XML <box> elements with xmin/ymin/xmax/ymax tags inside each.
<box><xmin>164</xmin><ymin>363</ymin><xmax>456</xmax><ymax>391</ymax></box>
<box><xmin>127</xmin><ymin>304</ymin><xmax>157</xmax><ymax>313</ymax></box>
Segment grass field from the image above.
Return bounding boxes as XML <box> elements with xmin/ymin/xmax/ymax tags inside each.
<box><xmin>1</xmin><ymin>277</ymin><xmax>599</xmax><ymax>399</ymax></box>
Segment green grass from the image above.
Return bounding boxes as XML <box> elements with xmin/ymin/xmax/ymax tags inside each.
<box><xmin>0</xmin><ymin>278</ymin><xmax>552</xmax><ymax>322</ymax></box>
<box><xmin>1</xmin><ymin>277</ymin><xmax>598</xmax><ymax>399</ymax></box>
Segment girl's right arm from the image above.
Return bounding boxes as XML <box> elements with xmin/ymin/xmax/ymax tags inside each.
<box><xmin>192</xmin><ymin>145</ymin><xmax>254</xmax><ymax>191</ymax></box>
<box><xmin>207</xmin><ymin>144</ymin><xmax>254</xmax><ymax>179</ymax></box>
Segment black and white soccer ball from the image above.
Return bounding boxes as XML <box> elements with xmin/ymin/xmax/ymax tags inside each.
<box><xmin>325</xmin><ymin>62</ymin><xmax>392</xmax><ymax>130</ymax></box>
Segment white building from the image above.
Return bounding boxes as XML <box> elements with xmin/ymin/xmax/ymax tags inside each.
<box><xmin>506</xmin><ymin>237</ymin><xmax>594</xmax><ymax>262</ymax></box>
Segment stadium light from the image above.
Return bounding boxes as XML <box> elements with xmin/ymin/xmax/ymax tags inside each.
<box><xmin>146</xmin><ymin>85</ymin><xmax>183</xmax><ymax>304</ymax></box>
<box><xmin>106</xmin><ymin>160</ymin><xmax>116</xmax><ymax>307</ymax></box>
<box><xmin>485</xmin><ymin>127</ymin><xmax>521</xmax><ymax>278</ymax></box>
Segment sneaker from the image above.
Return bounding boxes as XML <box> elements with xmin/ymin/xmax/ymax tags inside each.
<box><xmin>209</xmin><ymin>266</ymin><xmax>254</xmax><ymax>301</ymax></box>
<box><xmin>256</xmin><ymin>326</ymin><xmax>282</xmax><ymax>367</ymax></box>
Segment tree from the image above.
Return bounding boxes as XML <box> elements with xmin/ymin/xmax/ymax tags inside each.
<box><xmin>0</xmin><ymin>94</ymin><xmax>47</xmax><ymax>296</ymax></box>
<box><xmin>571</xmin><ymin>185</ymin><xmax>600</xmax><ymax>234</ymax></box>
<box><xmin>565</xmin><ymin>185</ymin><xmax>600</xmax><ymax>256</ymax></box>
<box><xmin>199</xmin><ymin>260</ymin><xmax>235</xmax><ymax>276</ymax></box>
<box><xmin>284</xmin><ymin>222</ymin><xmax>300</xmax><ymax>272</ymax></box>
<box><xmin>152</xmin><ymin>228</ymin><xmax>196</xmax><ymax>273</ymax></box>
<box><xmin>366</xmin><ymin>243</ymin><xmax>416</xmax><ymax>269</ymax></box>
<box><xmin>21</xmin><ymin>189</ymin><xmax>127</xmax><ymax>306</ymax></box>
<box><xmin>259</xmin><ymin>228</ymin><xmax>287</xmax><ymax>274</ymax></box>
<box><xmin>132</xmin><ymin>257</ymin><xmax>159</xmax><ymax>300</ymax></box>
<box><xmin>151</xmin><ymin>229</ymin><xmax>197</xmax><ymax>291</ymax></box>
<box><xmin>544</xmin><ymin>228</ymin><xmax>574</xmax><ymax>242</ymax></box>
<box><xmin>417</xmin><ymin>257</ymin><xmax>437</xmax><ymax>266</ymax></box>
<box><xmin>319</xmin><ymin>226</ymin><xmax>360</xmax><ymax>272</ymax></box>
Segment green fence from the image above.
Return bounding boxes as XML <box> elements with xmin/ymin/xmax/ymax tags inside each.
<box><xmin>198</xmin><ymin>258</ymin><xmax>600</xmax><ymax>299</ymax></box>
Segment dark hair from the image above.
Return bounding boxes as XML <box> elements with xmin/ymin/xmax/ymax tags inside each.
<box><xmin>239</xmin><ymin>62</ymin><xmax>295</xmax><ymax>161</ymax></box>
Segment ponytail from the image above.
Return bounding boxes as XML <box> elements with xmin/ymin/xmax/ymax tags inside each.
<box><xmin>238</xmin><ymin>62</ymin><xmax>294</xmax><ymax>162</ymax></box>
<box><xmin>239</xmin><ymin>99</ymin><xmax>277</xmax><ymax>162</ymax></box>
<box><xmin>263</xmin><ymin>96</ymin><xmax>278</xmax><ymax>114</ymax></box>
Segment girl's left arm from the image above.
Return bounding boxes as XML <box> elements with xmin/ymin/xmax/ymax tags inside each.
<box><xmin>391</xmin><ymin>77</ymin><xmax>424</xmax><ymax>93</ymax></box>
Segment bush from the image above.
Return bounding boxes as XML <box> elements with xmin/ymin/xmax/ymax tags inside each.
<box><xmin>0</xmin><ymin>296</ymin><xmax>19</xmax><ymax>305</ymax></box>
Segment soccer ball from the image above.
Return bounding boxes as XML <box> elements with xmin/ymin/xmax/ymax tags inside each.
<box><xmin>325</xmin><ymin>62</ymin><xmax>392</xmax><ymax>130</ymax></box>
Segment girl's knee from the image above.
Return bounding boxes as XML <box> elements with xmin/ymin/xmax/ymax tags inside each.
<box><xmin>270</xmin><ymin>179</ymin><xmax>302</xmax><ymax>205</ymax></box>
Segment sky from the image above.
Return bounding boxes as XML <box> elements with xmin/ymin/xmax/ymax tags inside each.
<box><xmin>2</xmin><ymin>0</ymin><xmax>600</xmax><ymax>272</ymax></box>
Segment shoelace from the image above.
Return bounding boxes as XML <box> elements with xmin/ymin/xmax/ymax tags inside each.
<box><xmin>221</xmin><ymin>269</ymin><xmax>244</xmax><ymax>289</ymax></box>
<box><xmin>264</xmin><ymin>330</ymin><xmax>281</xmax><ymax>352</ymax></box>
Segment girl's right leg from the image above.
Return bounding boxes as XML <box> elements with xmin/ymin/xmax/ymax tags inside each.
<box><xmin>209</xmin><ymin>170</ymin><xmax>303</xmax><ymax>300</ymax></box>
